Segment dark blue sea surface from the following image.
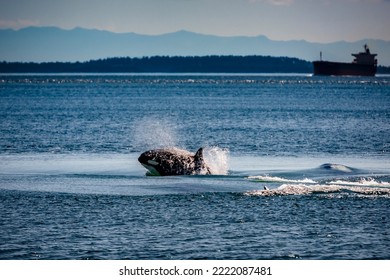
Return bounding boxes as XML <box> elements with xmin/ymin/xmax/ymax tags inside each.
<box><xmin>0</xmin><ymin>74</ymin><xmax>389</xmax><ymax>259</ymax></box>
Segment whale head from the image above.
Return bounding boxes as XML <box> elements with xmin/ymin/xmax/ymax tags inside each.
<box><xmin>138</xmin><ymin>147</ymin><xmax>211</xmax><ymax>176</ymax></box>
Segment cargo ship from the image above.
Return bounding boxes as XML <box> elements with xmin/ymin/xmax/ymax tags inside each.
<box><xmin>313</xmin><ymin>44</ymin><xmax>377</xmax><ymax>76</ymax></box>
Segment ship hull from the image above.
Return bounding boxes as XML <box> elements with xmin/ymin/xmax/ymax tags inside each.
<box><xmin>313</xmin><ymin>61</ymin><xmax>376</xmax><ymax>76</ymax></box>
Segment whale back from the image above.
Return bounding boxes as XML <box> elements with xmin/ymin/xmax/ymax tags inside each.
<box><xmin>138</xmin><ymin>147</ymin><xmax>211</xmax><ymax>176</ymax></box>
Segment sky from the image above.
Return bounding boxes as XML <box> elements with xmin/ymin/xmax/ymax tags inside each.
<box><xmin>0</xmin><ymin>0</ymin><xmax>389</xmax><ymax>43</ymax></box>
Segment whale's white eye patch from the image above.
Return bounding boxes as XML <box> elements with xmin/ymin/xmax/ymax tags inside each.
<box><xmin>147</xmin><ymin>160</ymin><xmax>159</xmax><ymax>166</ymax></box>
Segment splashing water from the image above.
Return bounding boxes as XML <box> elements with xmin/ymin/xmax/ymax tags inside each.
<box><xmin>132</xmin><ymin>116</ymin><xmax>179</xmax><ymax>151</ymax></box>
<box><xmin>132</xmin><ymin>117</ymin><xmax>229</xmax><ymax>175</ymax></box>
<box><xmin>203</xmin><ymin>146</ymin><xmax>229</xmax><ymax>175</ymax></box>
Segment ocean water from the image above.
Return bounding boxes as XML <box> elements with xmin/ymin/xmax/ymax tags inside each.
<box><xmin>0</xmin><ymin>74</ymin><xmax>389</xmax><ymax>260</ymax></box>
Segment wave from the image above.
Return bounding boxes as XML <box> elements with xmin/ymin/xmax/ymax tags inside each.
<box><xmin>247</xmin><ymin>175</ymin><xmax>317</xmax><ymax>184</ymax></box>
<box><xmin>245</xmin><ymin>184</ymin><xmax>390</xmax><ymax>197</ymax></box>
<box><xmin>329</xmin><ymin>178</ymin><xmax>390</xmax><ymax>188</ymax></box>
<box><xmin>319</xmin><ymin>163</ymin><xmax>354</xmax><ymax>173</ymax></box>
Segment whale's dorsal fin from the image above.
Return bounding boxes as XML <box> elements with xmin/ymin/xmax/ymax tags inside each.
<box><xmin>194</xmin><ymin>148</ymin><xmax>211</xmax><ymax>174</ymax></box>
<box><xmin>194</xmin><ymin>148</ymin><xmax>204</xmax><ymax>162</ymax></box>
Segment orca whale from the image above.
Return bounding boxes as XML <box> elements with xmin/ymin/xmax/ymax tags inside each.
<box><xmin>138</xmin><ymin>147</ymin><xmax>211</xmax><ymax>176</ymax></box>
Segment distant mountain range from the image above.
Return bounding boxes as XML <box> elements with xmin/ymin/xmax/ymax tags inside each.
<box><xmin>1</xmin><ymin>26</ymin><xmax>390</xmax><ymax>66</ymax></box>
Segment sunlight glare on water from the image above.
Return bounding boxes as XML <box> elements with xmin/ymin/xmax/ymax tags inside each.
<box><xmin>1</xmin><ymin>74</ymin><xmax>389</xmax><ymax>260</ymax></box>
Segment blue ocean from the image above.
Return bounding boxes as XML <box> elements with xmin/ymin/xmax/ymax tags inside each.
<box><xmin>0</xmin><ymin>74</ymin><xmax>389</xmax><ymax>260</ymax></box>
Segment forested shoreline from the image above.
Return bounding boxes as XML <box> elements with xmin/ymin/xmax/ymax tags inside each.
<box><xmin>1</xmin><ymin>55</ymin><xmax>313</xmax><ymax>73</ymax></box>
<box><xmin>1</xmin><ymin>55</ymin><xmax>389</xmax><ymax>74</ymax></box>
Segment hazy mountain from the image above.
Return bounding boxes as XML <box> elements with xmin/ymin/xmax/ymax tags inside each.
<box><xmin>1</xmin><ymin>26</ymin><xmax>389</xmax><ymax>66</ymax></box>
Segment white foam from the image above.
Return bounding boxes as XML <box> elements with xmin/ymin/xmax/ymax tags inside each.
<box><xmin>247</xmin><ymin>175</ymin><xmax>317</xmax><ymax>184</ymax></box>
<box><xmin>329</xmin><ymin>178</ymin><xmax>390</xmax><ymax>188</ymax></box>
<box><xmin>245</xmin><ymin>184</ymin><xmax>390</xmax><ymax>197</ymax></box>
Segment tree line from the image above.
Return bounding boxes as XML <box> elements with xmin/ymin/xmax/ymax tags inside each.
<box><xmin>1</xmin><ymin>55</ymin><xmax>389</xmax><ymax>73</ymax></box>
<box><xmin>0</xmin><ymin>55</ymin><xmax>313</xmax><ymax>73</ymax></box>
